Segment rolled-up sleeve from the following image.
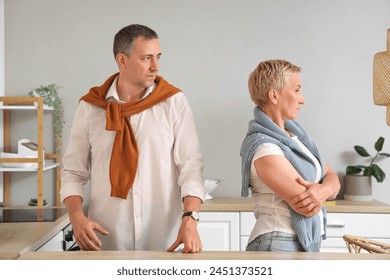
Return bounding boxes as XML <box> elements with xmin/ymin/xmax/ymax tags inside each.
<box><xmin>60</xmin><ymin>101</ymin><xmax>91</xmax><ymax>202</ymax></box>
<box><xmin>172</xmin><ymin>94</ymin><xmax>206</xmax><ymax>202</ymax></box>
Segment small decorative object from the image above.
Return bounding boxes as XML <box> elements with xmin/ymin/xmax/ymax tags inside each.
<box><xmin>204</xmin><ymin>178</ymin><xmax>222</xmax><ymax>200</ymax></box>
<box><xmin>345</xmin><ymin>136</ymin><xmax>390</xmax><ymax>201</ymax></box>
<box><xmin>0</xmin><ymin>138</ymin><xmax>41</xmax><ymax>168</ymax></box>
<box><xmin>28</xmin><ymin>84</ymin><xmax>64</xmax><ymax>155</ymax></box>
<box><xmin>373</xmin><ymin>28</ymin><xmax>390</xmax><ymax>125</ymax></box>
<box><xmin>28</xmin><ymin>198</ymin><xmax>47</xmax><ymax>206</ymax></box>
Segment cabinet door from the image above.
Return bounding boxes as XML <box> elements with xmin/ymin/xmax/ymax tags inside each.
<box><xmin>198</xmin><ymin>212</ymin><xmax>240</xmax><ymax>251</ymax></box>
<box><xmin>326</xmin><ymin>213</ymin><xmax>389</xmax><ymax>238</ymax></box>
<box><xmin>321</xmin><ymin>213</ymin><xmax>390</xmax><ymax>253</ymax></box>
<box><xmin>241</xmin><ymin>211</ymin><xmax>390</xmax><ymax>253</ymax></box>
<box><xmin>240</xmin><ymin>212</ymin><xmax>256</xmax><ymax>251</ymax></box>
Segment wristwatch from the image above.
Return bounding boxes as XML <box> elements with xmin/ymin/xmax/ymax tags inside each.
<box><xmin>182</xmin><ymin>211</ymin><xmax>200</xmax><ymax>221</ymax></box>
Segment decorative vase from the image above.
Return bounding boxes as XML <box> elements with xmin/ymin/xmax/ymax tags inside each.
<box><xmin>344</xmin><ymin>175</ymin><xmax>372</xmax><ymax>201</ymax></box>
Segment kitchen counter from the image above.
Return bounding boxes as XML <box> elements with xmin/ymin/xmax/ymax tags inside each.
<box><xmin>0</xmin><ymin>207</ymin><xmax>69</xmax><ymax>260</ymax></box>
<box><xmin>1</xmin><ymin>199</ymin><xmax>390</xmax><ymax>260</ymax></box>
<box><xmin>18</xmin><ymin>250</ymin><xmax>390</xmax><ymax>260</ymax></box>
<box><xmin>200</xmin><ymin>198</ymin><xmax>390</xmax><ymax>213</ymax></box>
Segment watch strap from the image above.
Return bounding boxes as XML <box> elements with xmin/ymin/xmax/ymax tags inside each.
<box><xmin>182</xmin><ymin>211</ymin><xmax>199</xmax><ymax>221</ymax></box>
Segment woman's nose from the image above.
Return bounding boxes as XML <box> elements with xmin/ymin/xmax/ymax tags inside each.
<box><xmin>300</xmin><ymin>92</ymin><xmax>305</xmax><ymax>104</ymax></box>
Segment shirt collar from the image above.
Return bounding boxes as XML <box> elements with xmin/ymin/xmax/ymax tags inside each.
<box><xmin>105</xmin><ymin>76</ymin><xmax>156</xmax><ymax>103</ymax></box>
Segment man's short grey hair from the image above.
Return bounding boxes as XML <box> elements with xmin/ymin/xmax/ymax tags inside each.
<box><xmin>113</xmin><ymin>24</ymin><xmax>158</xmax><ymax>57</ymax></box>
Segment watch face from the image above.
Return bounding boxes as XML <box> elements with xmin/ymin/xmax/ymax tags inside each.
<box><xmin>192</xmin><ymin>211</ymin><xmax>199</xmax><ymax>220</ymax></box>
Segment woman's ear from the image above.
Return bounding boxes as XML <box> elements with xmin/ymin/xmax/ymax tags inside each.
<box><xmin>268</xmin><ymin>89</ymin><xmax>279</xmax><ymax>105</ymax></box>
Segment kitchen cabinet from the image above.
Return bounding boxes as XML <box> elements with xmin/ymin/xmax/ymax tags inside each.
<box><xmin>240</xmin><ymin>212</ymin><xmax>255</xmax><ymax>251</ymax></box>
<box><xmin>0</xmin><ymin>208</ymin><xmax>70</xmax><ymax>259</ymax></box>
<box><xmin>0</xmin><ymin>96</ymin><xmax>61</xmax><ymax>207</ymax></box>
<box><xmin>239</xmin><ymin>212</ymin><xmax>390</xmax><ymax>252</ymax></box>
<box><xmin>321</xmin><ymin>213</ymin><xmax>390</xmax><ymax>252</ymax></box>
<box><xmin>199</xmin><ymin>199</ymin><xmax>390</xmax><ymax>252</ymax></box>
<box><xmin>198</xmin><ymin>212</ymin><xmax>240</xmax><ymax>251</ymax></box>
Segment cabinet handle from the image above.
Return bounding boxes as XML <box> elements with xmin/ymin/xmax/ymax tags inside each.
<box><xmin>326</xmin><ymin>220</ymin><xmax>346</xmax><ymax>228</ymax></box>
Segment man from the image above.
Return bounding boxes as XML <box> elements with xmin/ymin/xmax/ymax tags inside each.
<box><xmin>60</xmin><ymin>24</ymin><xmax>205</xmax><ymax>253</ymax></box>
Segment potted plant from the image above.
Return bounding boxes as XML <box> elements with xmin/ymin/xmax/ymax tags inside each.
<box><xmin>28</xmin><ymin>84</ymin><xmax>64</xmax><ymax>155</ymax></box>
<box><xmin>344</xmin><ymin>136</ymin><xmax>390</xmax><ymax>201</ymax></box>
<box><xmin>28</xmin><ymin>198</ymin><xmax>47</xmax><ymax>206</ymax></box>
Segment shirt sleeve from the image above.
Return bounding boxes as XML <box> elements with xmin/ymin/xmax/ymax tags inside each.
<box><xmin>172</xmin><ymin>93</ymin><xmax>206</xmax><ymax>202</ymax></box>
<box><xmin>253</xmin><ymin>143</ymin><xmax>284</xmax><ymax>160</ymax></box>
<box><xmin>251</xmin><ymin>143</ymin><xmax>284</xmax><ymax>174</ymax></box>
<box><xmin>60</xmin><ymin>101</ymin><xmax>91</xmax><ymax>203</ymax></box>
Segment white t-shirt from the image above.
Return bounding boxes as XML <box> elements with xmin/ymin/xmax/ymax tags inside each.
<box><xmin>248</xmin><ymin>136</ymin><xmax>324</xmax><ymax>244</ymax></box>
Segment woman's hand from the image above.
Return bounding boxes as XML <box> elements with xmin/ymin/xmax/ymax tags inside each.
<box><xmin>289</xmin><ymin>178</ymin><xmax>324</xmax><ymax>217</ymax></box>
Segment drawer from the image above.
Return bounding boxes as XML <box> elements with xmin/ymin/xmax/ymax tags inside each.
<box><xmin>240</xmin><ymin>212</ymin><xmax>256</xmax><ymax>236</ymax></box>
<box><xmin>321</xmin><ymin>237</ymin><xmax>390</xmax><ymax>253</ymax></box>
<box><xmin>326</xmin><ymin>213</ymin><xmax>390</xmax><ymax>238</ymax></box>
<box><xmin>321</xmin><ymin>237</ymin><xmax>350</xmax><ymax>253</ymax></box>
<box><xmin>241</xmin><ymin>212</ymin><xmax>390</xmax><ymax>238</ymax></box>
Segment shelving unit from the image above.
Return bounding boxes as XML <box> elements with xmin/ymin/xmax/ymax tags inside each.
<box><xmin>0</xmin><ymin>96</ymin><xmax>61</xmax><ymax>207</ymax></box>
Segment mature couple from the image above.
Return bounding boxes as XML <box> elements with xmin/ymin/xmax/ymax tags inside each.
<box><xmin>60</xmin><ymin>24</ymin><xmax>340</xmax><ymax>253</ymax></box>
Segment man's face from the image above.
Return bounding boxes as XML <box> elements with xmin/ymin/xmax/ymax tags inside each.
<box><xmin>120</xmin><ymin>37</ymin><xmax>161</xmax><ymax>90</ymax></box>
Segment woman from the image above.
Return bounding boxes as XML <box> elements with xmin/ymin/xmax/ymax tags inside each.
<box><xmin>241</xmin><ymin>59</ymin><xmax>340</xmax><ymax>252</ymax></box>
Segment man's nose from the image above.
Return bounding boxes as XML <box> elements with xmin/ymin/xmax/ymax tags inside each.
<box><xmin>150</xmin><ymin>58</ymin><xmax>159</xmax><ymax>71</ymax></box>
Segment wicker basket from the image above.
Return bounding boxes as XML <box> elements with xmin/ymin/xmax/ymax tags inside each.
<box><xmin>343</xmin><ymin>235</ymin><xmax>390</xmax><ymax>254</ymax></box>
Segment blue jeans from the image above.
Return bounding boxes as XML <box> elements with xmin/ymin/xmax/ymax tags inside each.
<box><xmin>246</xmin><ymin>231</ymin><xmax>304</xmax><ymax>252</ymax></box>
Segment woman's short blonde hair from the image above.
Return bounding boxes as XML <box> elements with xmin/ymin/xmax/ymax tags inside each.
<box><xmin>248</xmin><ymin>59</ymin><xmax>301</xmax><ymax>108</ymax></box>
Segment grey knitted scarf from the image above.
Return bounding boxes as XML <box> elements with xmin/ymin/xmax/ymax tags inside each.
<box><xmin>241</xmin><ymin>107</ymin><xmax>326</xmax><ymax>252</ymax></box>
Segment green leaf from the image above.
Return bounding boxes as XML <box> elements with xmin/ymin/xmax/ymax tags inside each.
<box><xmin>371</xmin><ymin>164</ymin><xmax>386</xmax><ymax>183</ymax></box>
<box><xmin>28</xmin><ymin>83</ymin><xmax>64</xmax><ymax>154</ymax></box>
<box><xmin>375</xmin><ymin>137</ymin><xmax>385</xmax><ymax>152</ymax></box>
<box><xmin>379</xmin><ymin>153</ymin><xmax>390</xmax><ymax>157</ymax></box>
<box><xmin>354</xmin><ymin>145</ymin><xmax>371</xmax><ymax>157</ymax></box>
<box><xmin>363</xmin><ymin>167</ymin><xmax>373</xmax><ymax>176</ymax></box>
<box><xmin>346</xmin><ymin>166</ymin><xmax>363</xmax><ymax>175</ymax></box>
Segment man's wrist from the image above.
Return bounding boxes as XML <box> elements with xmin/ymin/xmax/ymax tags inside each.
<box><xmin>182</xmin><ymin>211</ymin><xmax>200</xmax><ymax>221</ymax></box>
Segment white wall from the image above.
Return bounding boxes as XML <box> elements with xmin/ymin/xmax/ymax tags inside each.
<box><xmin>3</xmin><ymin>0</ymin><xmax>390</xmax><ymax>205</ymax></box>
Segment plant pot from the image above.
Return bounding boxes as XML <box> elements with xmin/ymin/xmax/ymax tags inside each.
<box><xmin>344</xmin><ymin>175</ymin><xmax>372</xmax><ymax>201</ymax></box>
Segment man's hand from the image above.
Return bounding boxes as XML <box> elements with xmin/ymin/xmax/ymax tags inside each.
<box><xmin>167</xmin><ymin>216</ymin><xmax>202</xmax><ymax>253</ymax></box>
<box><xmin>71</xmin><ymin>215</ymin><xmax>109</xmax><ymax>251</ymax></box>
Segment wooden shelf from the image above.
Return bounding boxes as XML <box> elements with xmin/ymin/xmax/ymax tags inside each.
<box><xmin>0</xmin><ymin>163</ymin><xmax>58</xmax><ymax>172</ymax></box>
<box><xmin>0</xmin><ymin>96</ymin><xmax>62</xmax><ymax>207</ymax></box>
<box><xmin>0</xmin><ymin>104</ymin><xmax>53</xmax><ymax>110</ymax></box>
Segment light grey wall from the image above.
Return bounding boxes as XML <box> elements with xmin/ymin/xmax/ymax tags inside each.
<box><xmin>4</xmin><ymin>0</ymin><xmax>390</xmax><ymax>205</ymax></box>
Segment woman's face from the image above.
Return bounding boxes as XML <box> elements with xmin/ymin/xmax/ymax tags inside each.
<box><xmin>277</xmin><ymin>73</ymin><xmax>304</xmax><ymax>120</ymax></box>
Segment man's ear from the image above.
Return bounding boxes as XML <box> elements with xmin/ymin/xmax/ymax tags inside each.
<box><xmin>115</xmin><ymin>53</ymin><xmax>127</xmax><ymax>69</ymax></box>
<box><xmin>268</xmin><ymin>89</ymin><xmax>279</xmax><ymax>104</ymax></box>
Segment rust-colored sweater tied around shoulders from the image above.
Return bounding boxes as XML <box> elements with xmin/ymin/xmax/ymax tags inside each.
<box><xmin>80</xmin><ymin>73</ymin><xmax>180</xmax><ymax>199</ymax></box>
